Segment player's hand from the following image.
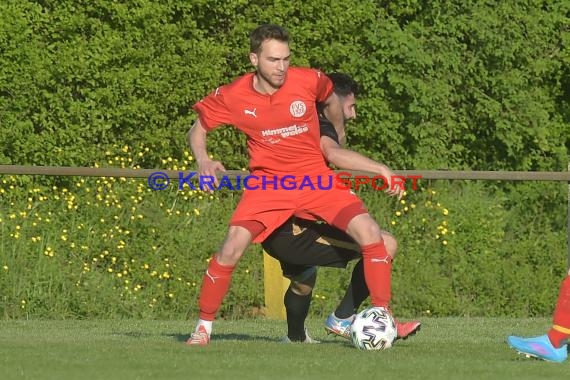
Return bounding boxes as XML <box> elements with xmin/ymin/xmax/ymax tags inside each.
<box><xmin>378</xmin><ymin>165</ymin><xmax>404</xmax><ymax>200</ymax></box>
<box><xmin>197</xmin><ymin>159</ymin><xmax>226</xmax><ymax>192</ymax></box>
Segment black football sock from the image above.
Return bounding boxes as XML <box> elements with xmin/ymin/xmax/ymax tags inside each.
<box><xmin>335</xmin><ymin>259</ymin><xmax>369</xmax><ymax>319</ymax></box>
<box><xmin>284</xmin><ymin>287</ymin><xmax>312</xmax><ymax>341</ymax></box>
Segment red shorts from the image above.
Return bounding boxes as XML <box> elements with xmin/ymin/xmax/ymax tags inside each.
<box><xmin>229</xmin><ymin>174</ymin><xmax>368</xmax><ymax>243</ymax></box>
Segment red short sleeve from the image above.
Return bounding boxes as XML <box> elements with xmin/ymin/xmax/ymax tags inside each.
<box><xmin>315</xmin><ymin>70</ymin><xmax>333</xmax><ymax>102</ymax></box>
<box><xmin>192</xmin><ymin>86</ymin><xmax>233</xmax><ymax>131</ymax></box>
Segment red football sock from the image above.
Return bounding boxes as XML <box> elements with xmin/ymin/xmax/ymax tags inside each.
<box><xmin>361</xmin><ymin>241</ymin><xmax>392</xmax><ymax>308</ymax></box>
<box><xmin>547</xmin><ymin>275</ymin><xmax>570</xmax><ymax>348</ymax></box>
<box><xmin>198</xmin><ymin>256</ymin><xmax>236</xmax><ymax>321</ymax></box>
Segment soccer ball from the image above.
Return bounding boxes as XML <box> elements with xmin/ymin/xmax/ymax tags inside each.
<box><xmin>350</xmin><ymin>307</ymin><xmax>397</xmax><ymax>350</ymax></box>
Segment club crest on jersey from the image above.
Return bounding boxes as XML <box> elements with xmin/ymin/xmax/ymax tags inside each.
<box><xmin>289</xmin><ymin>101</ymin><xmax>306</xmax><ymax>117</ymax></box>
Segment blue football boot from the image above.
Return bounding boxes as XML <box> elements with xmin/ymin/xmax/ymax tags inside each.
<box><xmin>507</xmin><ymin>334</ymin><xmax>568</xmax><ymax>363</ymax></box>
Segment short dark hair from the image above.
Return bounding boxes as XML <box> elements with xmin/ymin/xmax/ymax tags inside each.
<box><xmin>328</xmin><ymin>72</ymin><xmax>361</xmax><ymax>97</ymax></box>
<box><xmin>249</xmin><ymin>24</ymin><xmax>290</xmax><ymax>54</ymax></box>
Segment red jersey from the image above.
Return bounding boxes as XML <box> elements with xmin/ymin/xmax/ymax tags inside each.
<box><xmin>193</xmin><ymin>67</ymin><xmax>333</xmax><ymax>178</ymax></box>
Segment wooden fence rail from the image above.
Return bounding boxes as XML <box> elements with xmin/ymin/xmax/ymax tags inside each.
<box><xmin>1</xmin><ymin>165</ymin><xmax>570</xmax><ymax>181</ymax></box>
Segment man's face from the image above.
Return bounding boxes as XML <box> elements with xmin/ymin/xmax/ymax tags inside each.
<box><xmin>328</xmin><ymin>92</ymin><xmax>357</xmax><ymax>123</ymax></box>
<box><xmin>340</xmin><ymin>93</ymin><xmax>357</xmax><ymax>122</ymax></box>
<box><xmin>325</xmin><ymin>92</ymin><xmax>357</xmax><ymax>146</ymax></box>
<box><xmin>249</xmin><ymin>39</ymin><xmax>291</xmax><ymax>90</ymax></box>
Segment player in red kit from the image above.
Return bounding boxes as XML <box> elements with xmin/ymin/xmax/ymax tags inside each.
<box><xmin>507</xmin><ymin>271</ymin><xmax>570</xmax><ymax>362</ymax></box>
<box><xmin>186</xmin><ymin>24</ymin><xmax>401</xmax><ymax>345</ymax></box>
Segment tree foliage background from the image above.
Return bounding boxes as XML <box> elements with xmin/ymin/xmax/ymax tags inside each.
<box><xmin>1</xmin><ymin>0</ymin><xmax>568</xmax><ymax>171</ymax></box>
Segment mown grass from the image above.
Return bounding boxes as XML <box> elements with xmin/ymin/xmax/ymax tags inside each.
<box><xmin>0</xmin><ymin>317</ymin><xmax>567</xmax><ymax>380</ymax></box>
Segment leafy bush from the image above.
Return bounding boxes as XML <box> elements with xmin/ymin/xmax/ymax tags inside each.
<box><xmin>310</xmin><ymin>179</ymin><xmax>567</xmax><ymax>318</ymax></box>
<box><xmin>2</xmin><ymin>152</ymin><xmax>566</xmax><ymax>319</ymax></box>
<box><xmin>0</xmin><ymin>144</ymin><xmax>256</xmax><ymax>318</ymax></box>
<box><xmin>0</xmin><ymin>0</ymin><xmax>568</xmax><ymax>319</ymax></box>
<box><xmin>1</xmin><ymin>0</ymin><xmax>568</xmax><ymax>171</ymax></box>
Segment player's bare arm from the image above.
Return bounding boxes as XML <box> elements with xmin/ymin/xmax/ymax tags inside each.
<box><xmin>320</xmin><ymin>136</ymin><xmax>403</xmax><ymax>199</ymax></box>
<box><xmin>187</xmin><ymin>119</ymin><xmax>226</xmax><ymax>187</ymax></box>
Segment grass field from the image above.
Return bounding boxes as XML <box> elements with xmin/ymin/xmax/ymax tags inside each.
<box><xmin>0</xmin><ymin>317</ymin><xmax>567</xmax><ymax>380</ymax></box>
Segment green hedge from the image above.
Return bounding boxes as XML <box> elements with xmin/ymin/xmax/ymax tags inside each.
<box><xmin>1</xmin><ymin>0</ymin><xmax>568</xmax><ymax>170</ymax></box>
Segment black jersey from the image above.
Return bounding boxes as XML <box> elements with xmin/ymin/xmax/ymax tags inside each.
<box><xmin>319</xmin><ymin>116</ymin><xmax>340</xmax><ymax>145</ymax></box>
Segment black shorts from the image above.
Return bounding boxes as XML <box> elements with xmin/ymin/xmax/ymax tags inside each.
<box><xmin>261</xmin><ymin>217</ymin><xmax>361</xmax><ymax>279</ymax></box>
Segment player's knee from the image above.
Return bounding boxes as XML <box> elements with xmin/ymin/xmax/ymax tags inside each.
<box><xmin>290</xmin><ymin>281</ymin><xmax>313</xmax><ymax>296</ymax></box>
<box><xmin>347</xmin><ymin>214</ymin><xmax>383</xmax><ymax>244</ymax></box>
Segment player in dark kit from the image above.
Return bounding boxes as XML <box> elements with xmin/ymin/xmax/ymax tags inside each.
<box><xmin>263</xmin><ymin>73</ymin><xmax>421</xmax><ymax>343</ymax></box>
